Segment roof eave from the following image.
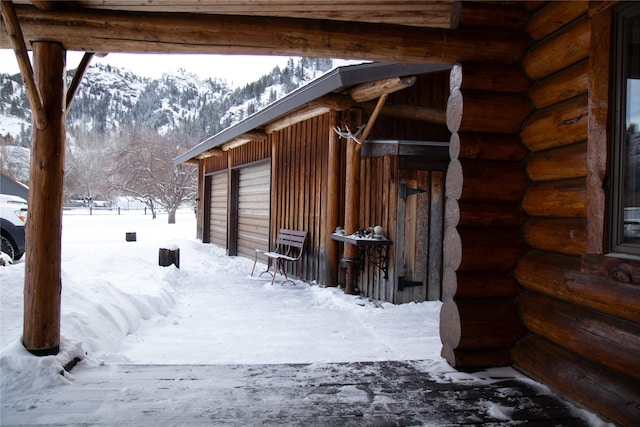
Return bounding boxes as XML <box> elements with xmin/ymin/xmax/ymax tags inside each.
<box><xmin>174</xmin><ymin>61</ymin><xmax>451</xmax><ymax>166</ymax></box>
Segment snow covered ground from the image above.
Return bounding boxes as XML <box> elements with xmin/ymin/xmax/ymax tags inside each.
<box><xmin>0</xmin><ymin>210</ymin><xmax>610</xmax><ymax>425</ymax></box>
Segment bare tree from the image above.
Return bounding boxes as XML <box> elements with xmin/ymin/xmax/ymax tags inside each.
<box><xmin>65</xmin><ymin>125</ymin><xmax>113</xmax><ymax>206</ymax></box>
<box><xmin>108</xmin><ymin>128</ymin><xmax>196</xmax><ymax>223</ymax></box>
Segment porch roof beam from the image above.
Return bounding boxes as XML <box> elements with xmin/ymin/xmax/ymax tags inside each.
<box><xmin>0</xmin><ymin>5</ymin><xmax>529</xmax><ymax>65</ymax></box>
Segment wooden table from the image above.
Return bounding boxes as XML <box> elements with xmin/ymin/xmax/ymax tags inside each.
<box><xmin>330</xmin><ymin>233</ymin><xmax>392</xmax><ymax>280</ymax></box>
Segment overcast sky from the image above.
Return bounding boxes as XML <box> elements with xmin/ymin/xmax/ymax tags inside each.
<box><xmin>0</xmin><ymin>49</ymin><xmax>298</xmax><ymax>87</ymax></box>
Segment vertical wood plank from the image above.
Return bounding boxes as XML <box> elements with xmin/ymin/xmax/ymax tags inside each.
<box><xmin>428</xmin><ymin>171</ymin><xmax>445</xmax><ymax>301</ymax></box>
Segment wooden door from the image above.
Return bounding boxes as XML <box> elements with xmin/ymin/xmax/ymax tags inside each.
<box><xmin>235</xmin><ymin>161</ymin><xmax>271</xmax><ymax>260</ymax></box>
<box><xmin>209</xmin><ymin>171</ymin><xmax>228</xmax><ymax>248</ymax></box>
<box><xmin>395</xmin><ymin>170</ymin><xmax>444</xmax><ymax>303</ymax></box>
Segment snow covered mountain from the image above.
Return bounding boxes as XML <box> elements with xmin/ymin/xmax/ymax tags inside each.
<box><xmin>0</xmin><ymin>57</ymin><xmax>335</xmax><ymax>182</ymax></box>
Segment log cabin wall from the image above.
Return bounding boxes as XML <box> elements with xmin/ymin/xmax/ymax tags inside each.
<box><xmin>511</xmin><ymin>2</ymin><xmax>640</xmax><ymax>425</ymax></box>
<box><xmin>440</xmin><ymin>2</ymin><xmax>532</xmax><ymax>369</ymax></box>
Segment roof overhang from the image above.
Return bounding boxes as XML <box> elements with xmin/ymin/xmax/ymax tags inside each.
<box><xmin>174</xmin><ymin>62</ymin><xmax>451</xmax><ymax>165</ymax></box>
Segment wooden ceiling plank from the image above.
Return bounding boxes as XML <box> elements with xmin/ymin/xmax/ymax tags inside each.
<box><xmin>0</xmin><ymin>6</ymin><xmax>527</xmax><ymax>64</ymax></box>
<box><xmin>0</xmin><ymin>1</ymin><xmax>47</xmax><ymax>130</ymax></box>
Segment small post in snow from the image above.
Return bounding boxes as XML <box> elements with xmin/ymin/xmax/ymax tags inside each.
<box><xmin>159</xmin><ymin>245</ymin><xmax>180</xmax><ymax>268</ymax></box>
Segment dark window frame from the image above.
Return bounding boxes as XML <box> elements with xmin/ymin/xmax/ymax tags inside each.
<box><xmin>609</xmin><ymin>2</ymin><xmax>640</xmax><ymax>255</ymax></box>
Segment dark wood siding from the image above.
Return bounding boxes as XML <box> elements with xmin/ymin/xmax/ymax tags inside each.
<box><xmin>270</xmin><ymin>114</ymin><xmax>332</xmax><ymax>284</ymax></box>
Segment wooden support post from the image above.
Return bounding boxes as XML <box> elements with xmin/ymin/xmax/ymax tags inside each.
<box><xmin>343</xmin><ymin>109</ymin><xmax>362</xmax><ymax>294</ymax></box>
<box><xmin>325</xmin><ymin>110</ymin><xmax>340</xmax><ymax>287</ymax></box>
<box><xmin>22</xmin><ymin>41</ymin><xmax>66</xmax><ymax>356</ymax></box>
<box><xmin>66</xmin><ymin>51</ymin><xmax>94</xmax><ymax>111</ymax></box>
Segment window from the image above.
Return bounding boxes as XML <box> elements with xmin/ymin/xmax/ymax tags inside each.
<box><xmin>610</xmin><ymin>2</ymin><xmax>640</xmax><ymax>254</ymax></box>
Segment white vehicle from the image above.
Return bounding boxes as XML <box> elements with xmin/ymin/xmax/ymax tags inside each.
<box><xmin>1</xmin><ymin>194</ymin><xmax>28</xmax><ymax>261</ymax></box>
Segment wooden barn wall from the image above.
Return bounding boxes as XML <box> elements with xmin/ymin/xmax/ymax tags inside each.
<box><xmin>199</xmin><ymin>141</ymin><xmax>270</xmax><ymax>250</ymax></box>
<box><xmin>203</xmin><ymin>152</ymin><xmax>228</xmax><ymax>175</ymax></box>
<box><xmin>228</xmin><ymin>139</ymin><xmax>271</xmax><ymax>168</ymax></box>
<box><xmin>270</xmin><ymin>114</ymin><xmax>332</xmax><ymax>285</ymax></box>
<box><xmin>511</xmin><ymin>2</ymin><xmax>640</xmax><ymax>425</ymax></box>
<box><xmin>440</xmin><ymin>1</ymin><xmax>531</xmax><ymax>369</ymax></box>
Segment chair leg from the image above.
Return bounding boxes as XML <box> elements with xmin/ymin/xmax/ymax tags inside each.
<box><xmin>271</xmin><ymin>258</ymin><xmax>280</xmax><ymax>285</ymax></box>
<box><xmin>251</xmin><ymin>251</ymin><xmax>259</xmax><ymax>276</ymax></box>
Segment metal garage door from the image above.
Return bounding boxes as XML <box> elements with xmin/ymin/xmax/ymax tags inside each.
<box><xmin>237</xmin><ymin>161</ymin><xmax>271</xmax><ymax>259</ymax></box>
<box><xmin>209</xmin><ymin>171</ymin><xmax>228</xmax><ymax>248</ymax></box>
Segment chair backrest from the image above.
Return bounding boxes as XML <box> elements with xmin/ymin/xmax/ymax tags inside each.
<box><xmin>275</xmin><ymin>229</ymin><xmax>307</xmax><ymax>260</ymax></box>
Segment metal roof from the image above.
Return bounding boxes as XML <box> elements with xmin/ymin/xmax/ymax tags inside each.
<box><xmin>174</xmin><ymin>61</ymin><xmax>451</xmax><ymax>165</ymax></box>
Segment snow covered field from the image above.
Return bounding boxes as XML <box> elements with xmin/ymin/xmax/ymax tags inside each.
<box><xmin>0</xmin><ymin>210</ymin><xmax>609</xmax><ymax>425</ymax></box>
<box><xmin>1</xmin><ymin>210</ymin><xmax>445</xmax><ymax>385</ymax></box>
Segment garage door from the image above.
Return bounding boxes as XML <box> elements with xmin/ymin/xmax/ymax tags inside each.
<box><xmin>209</xmin><ymin>171</ymin><xmax>228</xmax><ymax>248</ymax></box>
<box><xmin>237</xmin><ymin>161</ymin><xmax>271</xmax><ymax>259</ymax></box>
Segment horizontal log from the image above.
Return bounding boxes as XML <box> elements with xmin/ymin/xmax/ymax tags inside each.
<box><xmin>523</xmin><ymin>15</ymin><xmax>590</xmax><ymax>81</ymax></box>
<box><xmin>521</xmin><ymin>95</ymin><xmax>588</xmax><ymax>152</ymax></box>
<box><xmin>526</xmin><ymin>0</ymin><xmax>588</xmax><ymax>40</ymax></box>
<box><xmin>457</xmin><ymin>201</ymin><xmax>527</xmax><ymax>228</ymax></box>
<box><xmin>524</xmin><ymin>218</ymin><xmax>587</xmax><ymax>256</ymax></box>
<box><xmin>526</xmin><ymin>142</ymin><xmax>587</xmax><ymax>182</ymax></box>
<box><xmin>460</xmin><ymin>63</ymin><xmax>530</xmax><ymax>93</ymax></box>
<box><xmin>459</xmin><ymin>2</ymin><xmax>528</xmax><ymax>32</ymax></box>
<box><xmin>443</xmin><ymin>269</ymin><xmax>522</xmax><ymax>300</ymax></box>
<box><xmin>513</xmin><ymin>335</ymin><xmax>640</xmax><ymax>427</ymax></box>
<box><xmin>454</xmin><ymin>132</ymin><xmax>528</xmax><ymax>161</ymax></box>
<box><xmin>581</xmin><ymin>253</ymin><xmax>640</xmax><ymax>284</ymax></box>
<box><xmin>349</xmin><ymin>76</ymin><xmax>416</xmax><ymax>103</ymax></box>
<box><xmin>444</xmin><ymin>158</ymin><xmax>463</xmax><ymax>200</ymax></box>
<box><xmin>362</xmin><ymin>102</ymin><xmax>446</xmax><ymax>125</ymax></box>
<box><xmin>443</xmin><ymin>225</ymin><xmax>462</xmax><ymax>271</ymax></box>
<box><xmin>446</xmin><ymin>87</ymin><xmax>463</xmax><ymax>134</ymax></box>
<box><xmin>529</xmin><ymin>59</ymin><xmax>588</xmax><ymax>109</ymax></box>
<box><xmin>439</xmin><ymin>298</ymin><xmax>526</xmax><ymax>350</ymax></box>
<box><xmin>520</xmin><ymin>292</ymin><xmax>640</xmax><ymax>382</ymax></box>
<box><xmin>456</xmin><ymin>227</ymin><xmax>528</xmax><ymax>271</ymax></box>
<box><xmin>522</xmin><ymin>178</ymin><xmax>586</xmax><ymax>218</ymax></box>
<box><xmin>0</xmin><ymin>5</ymin><xmax>530</xmax><ymax>64</ymax></box>
<box><xmin>265</xmin><ymin>105</ymin><xmax>330</xmax><ymax>134</ymax></box>
<box><xmin>514</xmin><ymin>251</ymin><xmax>640</xmax><ymax>324</ymax></box>
<box><xmin>458</xmin><ymin>159</ymin><xmax>527</xmax><ymax>203</ymax></box>
<box><xmin>441</xmin><ymin>345</ymin><xmax>512</xmax><ymax>369</ymax></box>
<box><xmin>460</xmin><ymin>90</ymin><xmax>532</xmax><ymax>134</ymax></box>
<box><xmin>76</xmin><ymin>0</ymin><xmax>462</xmax><ymax>29</ymax></box>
